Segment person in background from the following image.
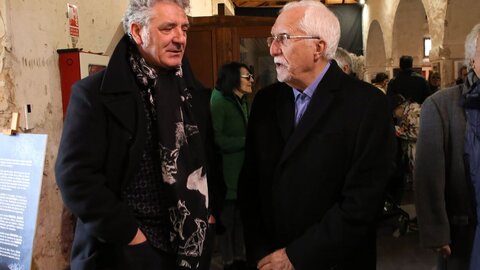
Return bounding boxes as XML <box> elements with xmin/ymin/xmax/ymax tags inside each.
<box><xmin>391</xmin><ymin>94</ymin><xmax>421</xmax><ymax>192</ymax></box>
<box><xmin>386</xmin><ymin>94</ymin><xmax>408</xmax><ymax>207</ymax></box>
<box><xmin>55</xmin><ymin>0</ymin><xmax>225</xmax><ymax>269</ymax></box>
<box><xmin>428</xmin><ymin>71</ymin><xmax>441</xmax><ymax>93</ymax></box>
<box><xmin>373</xmin><ymin>72</ymin><xmax>389</xmax><ymax>94</ymax></box>
<box><xmin>456</xmin><ymin>65</ymin><xmax>468</xmax><ymax>85</ymax></box>
<box><xmin>334</xmin><ymin>47</ymin><xmax>354</xmax><ymax>76</ymax></box>
<box><xmin>210</xmin><ymin>62</ymin><xmax>253</xmax><ymax>270</ymax></box>
<box><xmin>238</xmin><ymin>1</ymin><xmax>395</xmax><ymax>269</ymax></box>
<box><xmin>387</xmin><ymin>55</ymin><xmax>430</xmax><ymax>104</ymax></box>
<box><xmin>415</xmin><ymin>23</ymin><xmax>480</xmax><ymax>269</ymax></box>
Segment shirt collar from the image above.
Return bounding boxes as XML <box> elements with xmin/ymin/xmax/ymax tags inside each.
<box><xmin>293</xmin><ymin>61</ymin><xmax>331</xmax><ymax>99</ymax></box>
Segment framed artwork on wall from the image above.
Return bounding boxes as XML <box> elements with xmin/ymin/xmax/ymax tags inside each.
<box><xmin>79</xmin><ymin>53</ymin><xmax>109</xmax><ymax>78</ymax></box>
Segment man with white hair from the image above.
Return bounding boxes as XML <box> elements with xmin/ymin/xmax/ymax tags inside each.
<box><xmin>334</xmin><ymin>47</ymin><xmax>354</xmax><ymax>76</ymax></box>
<box><xmin>55</xmin><ymin>0</ymin><xmax>224</xmax><ymax>269</ymax></box>
<box><xmin>238</xmin><ymin>1</ymin><xmax>395</xmax><ymax>269</ymax></box>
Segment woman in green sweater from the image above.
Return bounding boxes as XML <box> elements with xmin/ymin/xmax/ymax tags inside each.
<box><xmin>211</xmin><ymin>62</ymin><xmax>253</xmax><ymax>270</ymax></box>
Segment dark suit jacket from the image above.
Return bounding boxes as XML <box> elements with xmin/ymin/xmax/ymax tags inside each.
<box><xmin>387</xmin><ymin>69</ymin><xmax>430</xmax><ymax>104</ymax></box>
<box><xmin>55</xmin><ymin>35</ymin><xmax>225</xmax><ymax>270</ymax></box>
<box><xmin>238</xmin><ymin>63</ymin><xmax>395</xmax><ymax>270</ymax></box>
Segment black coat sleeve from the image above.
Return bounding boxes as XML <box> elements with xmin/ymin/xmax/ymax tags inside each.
<box><xmin>55</xmin><ymin>73</ymin><xmax>138</xmax><ymax>245</ymax></box>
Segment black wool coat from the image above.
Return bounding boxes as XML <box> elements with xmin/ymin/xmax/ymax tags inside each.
<box><xmin>238</xmin><ymin>62</ymin><xmax>396</xmax><ymax>270</ymax></box>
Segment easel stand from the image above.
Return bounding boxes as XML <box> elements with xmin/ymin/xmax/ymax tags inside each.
<box><xmin>2</xmin><ymin>112</ymin><xmax>20</xmax><ymax>135</ymax></box>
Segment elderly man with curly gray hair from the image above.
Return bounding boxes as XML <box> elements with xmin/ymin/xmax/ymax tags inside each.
<box><xmin>55</xmin><ymin>1</ymin><xmax>225</xmax><ymax>269</ymax></box>
<box><xmin>415</xmin><ymin>23</ymin><xmax>480</xmax><ymax>270</ymax></box>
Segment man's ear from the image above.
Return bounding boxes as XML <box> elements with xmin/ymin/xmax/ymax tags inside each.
<box><xmin>314</xmin><ymin>40</ymin><xmax>326</xmax><ymax>61</ymax></box>
<box><xmin>130</xmin><ymin>23</ymin><xmax>144</xmax><ymax>46</ymax></box>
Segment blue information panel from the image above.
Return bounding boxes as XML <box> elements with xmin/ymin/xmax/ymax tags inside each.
<box><xmin>0</xmin><ymin>134</ymin><xmax>47</xmax><ymax>270</ymax></box>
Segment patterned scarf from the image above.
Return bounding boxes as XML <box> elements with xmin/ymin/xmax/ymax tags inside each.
<box><xmin>128</xmin><ymin>44</ymin><xmax>209</xmax><ymax>270</ymax></box>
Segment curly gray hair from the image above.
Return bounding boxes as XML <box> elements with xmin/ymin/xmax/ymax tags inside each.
<box><xmin>122</xmin><ymin>0</ymin><xmax>190</xmax><ymax>34</ymax></box>
<box><xmin>465</xmin><ymin>23</ymin><xmax>480</xmax><ymax>65</ymax></box>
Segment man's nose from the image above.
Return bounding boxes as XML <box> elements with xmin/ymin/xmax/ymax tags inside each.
<box><xmin>269</xmin><ymin>41</ymin><xmax>281</xmax><ymax>56</ymax></box>
<box><xmin>173</xmin><ymin>28</ymin><xmax>187</xmax><ymax>44</ymax></box>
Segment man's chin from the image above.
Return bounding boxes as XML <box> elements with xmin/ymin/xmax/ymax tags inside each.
<box><xmin>276</xmin><ymin>73</ymin><xmax>290</xmax><ymax>83</ymax></box>
<box><xmin>160</xmin><ymin>60</ymin><xmax>183</xmax><ymax>69</ymax></box>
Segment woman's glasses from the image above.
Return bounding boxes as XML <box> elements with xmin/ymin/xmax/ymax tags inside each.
<box><xmin>240</xmin><ymin>74</ymin><xmax>254</xmax><ymax>80</ymax></box>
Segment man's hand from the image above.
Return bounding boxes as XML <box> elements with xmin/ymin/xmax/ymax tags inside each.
<box><xmin>257</xmin><ymin>248</ymin><xmax>294</xmax><ymax>270</ymax></box>
<box><xmin>128</xmin><ymin>228</ymin><xmax>147</xmax><ymax>246</ymax></box>
<box><xmin>435</xmin><ymin>244</ymin><xmax>451</xmax><ymax>258</ymax></box>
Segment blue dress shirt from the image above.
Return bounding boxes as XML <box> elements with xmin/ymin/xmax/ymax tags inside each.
<box><xmin>293</xmin><ymin>62</ymin><xmax>331</xmax><ymax>126</ymax></box>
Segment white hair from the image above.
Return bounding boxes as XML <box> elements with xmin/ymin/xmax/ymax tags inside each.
<box><xmin>465</xmin><ymin>23</ymin><xmax>480</xmax><ymax>65</ymax></box>
<box><xmin>334</xmin><ymin>47</ymin><xmax>353</xmax><ymax>71</ymax></box>
<box><xmin>280</xmin><ymin>0</ymin><xmax>341</xmax><ymax>60</ymax></box>
<box><xmin>122</xmin><ymin>0</ymin><xmax>190</xmax><ymax>35</ymax></box>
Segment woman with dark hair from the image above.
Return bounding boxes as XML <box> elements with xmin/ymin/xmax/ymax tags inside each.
<box><xmin>210</xmin><ymin>61</ymin><xmax>253</xmax><ymax>270</ymax></box>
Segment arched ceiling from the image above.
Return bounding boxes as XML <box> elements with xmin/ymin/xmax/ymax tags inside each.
<box><xmin>391</xmin><ymin>0</ymin><xmax>428</xmax><ymax>67</ymax></box>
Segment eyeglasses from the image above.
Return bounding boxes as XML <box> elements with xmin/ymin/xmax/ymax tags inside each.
<box><xmin>267</xmin><ymin>33</ymin><xmax>321</xmax><ymax>47</ymax></box>
<box><xmin>240</xmin><ymin>74</ymin><xmax>254</xmax><ymax>80</ymax></box>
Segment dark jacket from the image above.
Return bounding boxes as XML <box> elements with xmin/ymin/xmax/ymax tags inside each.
<box><xmin>415</xmin><ymin>84</ymin><xmax>476</xmax><ymax>269</ymax></box>
<box><xmin>55</xmin><ymin>35</ymin><xmax>225</xmax><ymax>270</ymax></box>
<box><xmin>387</xmin><ymin>69</ymin><xmax>430</xmax><ymax>103</ymax></box>
<box><xmin>210</xmin><ymin>89</ymin><xmax>249</xmax><ymax>200</ymax></box>
<box><xmin>238</xmin><ymin>62</ymin><xmax>396</xmax><ymax>270</ymax></box>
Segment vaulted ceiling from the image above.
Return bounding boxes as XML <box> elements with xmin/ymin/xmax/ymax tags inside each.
<box><xmin>232</xmin><ymin>0</ymin><xmax>360</xmax><ymax>8</ymax></box>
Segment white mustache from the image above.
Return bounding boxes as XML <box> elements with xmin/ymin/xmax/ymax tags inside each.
<box><xmin>274</xmin><ymin>58</ymin><xmax>288</xmax><ymax>66</ymax></box>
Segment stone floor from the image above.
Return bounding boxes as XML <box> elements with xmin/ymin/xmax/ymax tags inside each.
<box><xmin>376</xmin><ymin>203</ymin><xmax>436</xmax><ymax>270</ymax></box>
<box><xmin>210</xmin><ymin>190</ymin><xmax>438</xmax><ymax>270</ymax></box>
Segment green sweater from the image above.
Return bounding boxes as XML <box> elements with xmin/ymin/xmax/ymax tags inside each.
<box><xmin>210</xmin><ymin>89</ymin><xmax>249</xmax><ymax>200</ymax></box>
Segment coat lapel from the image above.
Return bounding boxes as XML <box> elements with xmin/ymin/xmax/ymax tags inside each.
<box><xmin>278</xmin><ymin>64</ymin><xmax>342</xmax><ymax>165</ymax></box>
<box><xmin>99</xmin><ymin>35</ymin><xmax>147</xmax><ymax>186</ymax></box>
<box><xmin>100</xmin><ymin>35</ymin><xmax>143</xmax><ymax>135</ymax></box>
<box><xmin>275</xmin><ymin>82</ymin><xmax>295</xmax><ymax>141</ymax></box>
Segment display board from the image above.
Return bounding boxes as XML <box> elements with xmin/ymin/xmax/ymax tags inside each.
<box><xmin>0</xmin><ymin>134</ymin><xmax>47</xmax><ymax>270</ymax></box>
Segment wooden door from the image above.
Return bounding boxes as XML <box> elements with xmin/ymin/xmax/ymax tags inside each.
<box><xmin>185</xmin><ymin>15</ymin><xmax>275</xmax><ymax>90</ymax></box>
